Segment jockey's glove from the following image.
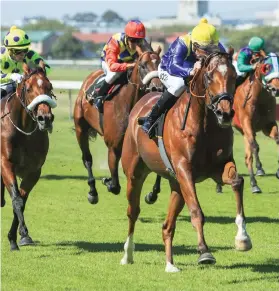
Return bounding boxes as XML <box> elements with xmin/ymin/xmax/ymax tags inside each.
<box><xmin>11</xmin><ymin>73</ymin><xmax>23</xmax><ymax>83</ymax></box>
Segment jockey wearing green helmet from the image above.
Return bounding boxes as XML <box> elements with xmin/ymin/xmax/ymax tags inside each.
<box><xmin>1</xmin><ymin>26</ymin><xmax>51</xmax><ymax>98</ymax></box>
<box><xmin>237</xmin><ymin>36</ymin><xmax>265</xmax><ymax>74</ymax></box>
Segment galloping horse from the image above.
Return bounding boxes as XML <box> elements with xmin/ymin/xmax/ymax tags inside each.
<box><xmin>1</xmin><ymin>63</ymin><xmax>56</xmax><ymax>251</ymax></box>
<box><xmin>74</xmin><ymin>45</ymin><xmax>163</xmax><ymax>204</ymax></box>
<box><xmin>218</xmin><ymin>53</ymin><xmax>279</xmax><ymax>194</ymax></box>
<box><xmin>120</xmin><ymin>49</ymin><xmax>252</xmax><ymax>272</ymax></box>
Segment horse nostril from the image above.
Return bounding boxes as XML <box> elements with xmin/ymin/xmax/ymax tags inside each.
<box><xmin>216</xmin><ymin>110</ymin><xmax>222</xmax><ymax>116</ymax></box>
<box><xmin>37</xmin><ymin>115</ymin><xmax>44</xmax><ymax>122</ymax></box>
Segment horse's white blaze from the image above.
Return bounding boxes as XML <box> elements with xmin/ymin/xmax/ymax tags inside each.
<box><xmin>217</xmin><ymin>64</ymin><xmax>228</xmax><ymax>76</ymax></box>
<box><xmin>120</xmin><ymin>234</ymin><xmax>134</xmax><ymax>265</ymax></box>
<box><xmin>235</xmin><ymin>214</ymin><xmax>249</xmax><ymax>240</ymax></box>
<box><xmin>37</xmin><ymin>79</ymin><xmax>43</xmax><ymax>87</ymax></box>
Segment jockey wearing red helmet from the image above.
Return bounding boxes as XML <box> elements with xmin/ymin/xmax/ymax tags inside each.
<box><xmin>88</xmin><ymin>20</ymin><xmax>148</xmax><ymax>111</ymax></box>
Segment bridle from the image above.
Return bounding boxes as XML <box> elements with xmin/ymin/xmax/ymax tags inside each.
<box><xmin>189</xmin><ymin>52</ymin><xmax>235</xmax><ymax>113</ymax></box>
<box><xmin>127</xmin><ymin>50</ymin><xmax>163</xmax><ymax>92</ymax></box>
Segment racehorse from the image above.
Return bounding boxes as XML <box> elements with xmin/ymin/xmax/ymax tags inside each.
<box><xmin>217</xmin><ymin>53</ymin><xmax>279</xmax><ymax>194</ymax></box>
<box><xmin>1</xmin><ymin>63</ymin><xmax>57</xmax><ymax>251</ymax></box>
<box><xmin>73</xmin><ymin>44</ymin><xmax>163</xmax><ymax>204</ymax></box>
<box><xmin>120</xmin><ymin>49</ymin><xmax>252</xmax><ymax>272</ymax></box>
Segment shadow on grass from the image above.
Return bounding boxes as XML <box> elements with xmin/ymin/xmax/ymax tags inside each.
<box><xmin>219</xmin><ymin>259</ymin><xmax>279</xmax><ymax>281</ymax></box>
<box><xmin>45</xmin><ymin>241</ymin><xmax>231</xmax><ymax>255</ymax></box>
<box><xmin>40</xmin><ymin>174</ymin><xmax>104</xmax><ymax>181</ymax></box>
<box><xmin>139</xmin><ymin>216</ymin><xmax>279</xmax><ymax>224</ymax></box>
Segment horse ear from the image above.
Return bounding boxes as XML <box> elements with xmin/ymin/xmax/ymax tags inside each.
<box><xmin>22</xmin><ymin>62</ymin><xmax>30</xmax><ymax>75</ymax></box>
<box><xmin>259</xmin><ymin>50</ymin><xmax>267</xmax><ymax>58</ymax></box>
<box><xmin>39</xmin><ymin>60</ymin><xmax>46</xmax><ymax>74</ymax></box>
<box><xmin>155</xmin><ymin>46</ymin><xmax>162</xmax><ymax>56</ymax></box>
<box><xmin>136</xmin><ymin>45</ymin><xmax>144</xmax><ymax>56</ymax></box>
<box><xmin>227</xmin><ymin>46</ymin><xmax>234</xmax><ymax>57</ymax></box>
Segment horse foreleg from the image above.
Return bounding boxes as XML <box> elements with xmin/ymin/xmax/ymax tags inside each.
<box><xmin>2</xmin><ymin>158</ymin><xmax>28</xmax><ymax>250</ymax></box>
<box><xmin>221</xmin><ymin>161</ymin><xmax>252</xmax><ymax>251</ymax></box>
<box><xmin>145</xmin><ymin>175</ymin><xmax>161</xmax><ymax>204</ymax></box>
<box><xmin>262</xmin><ymin>122</ymin><xmax>279</xmax><ymax>179</ymax></box>
<box><xmin>177</xmin><ymin>165</ymin><xmax>215</xmax><ymax>265</ymax></box>
<box><xmin>243</xmin><ymin>135</ymin><xmax>261</xmax><ymax>193</ymax></box>
<box><xmin>1</xmin><ymin>175</ymin><xmax>5</xmax><ymax>207</ymax></box>
<box><xmin>253</xmin><ymin>138</ymin><xmax>265</xmax><ymax>176</ymax></box>
<box><xmin>163</xmin><ymin>181</ymin><xmax>184</xmax><ymax>272</ymax></box>
<box><xmin>120</xmin><ymin>156</ymin><xmax>148</xmax><ymax>265</ymax></box>
<box><xmin>75</xmin><ymin>119</ymin><xmax>98</xmax><ymax>204</ymax></box>
<box><xmin>103</xmin><ymin>147</ymin><xmax>121</xmax><ymax>195</ymax></box>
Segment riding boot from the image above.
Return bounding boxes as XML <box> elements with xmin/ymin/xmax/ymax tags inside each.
<box><xmin>93</xmin><ymin>81</ymin><xmax>111</xmax><ymax>113</ymax></box>
<box><xmin>139</xmin><ymin>91</ymin><xmax>176</xmax><ymax>134</ymax></box>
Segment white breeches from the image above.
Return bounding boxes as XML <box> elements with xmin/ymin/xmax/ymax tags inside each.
<box><xmin>101</xmin><ymin>61</ymin><xmax>124</xmax><ymax>84</ymax></box>
<box><xmin>158</xmin><ymin>64</ymin><xmax>186</xmax><ymax>97</ymax></box>
<box><xmin>233</xmin><ymin>60</ymin><xmax>245</xmax><ymax>76</ymax></box>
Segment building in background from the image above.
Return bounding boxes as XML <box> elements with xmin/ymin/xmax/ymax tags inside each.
<box><xmin>144</xmin><ymin>0</ymin><xmax>221</xmax><ymax>29</ymax></box>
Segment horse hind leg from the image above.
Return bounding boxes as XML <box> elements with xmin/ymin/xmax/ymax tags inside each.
<box><xmin>102</xmin><ymin>147</ymin><xmax>121</xmax><ymax>195</ymax></box>
<box><xmin>163</xmin><ymin>181</ymin><xmax>184</xmax><ymax>272</ymax></box>
<box><xmin>145</xmin><ymin>175</ymin><xmax>161</xmax><ymax>204</ymax></box>
<box><xmin>1</xmin><ymin>175</ymin><xmax>6</xmax><ymax>207</ymax></box>
<box><xmin>75</xmin><ymin>118</ymin><xmax>99</xmax><ymax>204</ymax></box>
<box><xmin>262</xmin><ymin>122</ymin><xmax>279</xmax><ymax>179</ymax></box>
<box><xmin>244</xmin><ymin>135</ymin><xmax>262</xmax><ymax>193</ymax></box>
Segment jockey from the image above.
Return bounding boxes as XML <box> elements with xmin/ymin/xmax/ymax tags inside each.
<box><xmin>139</xmin><ymin>18</ymin><xmax>226</xmax><ymax>134</ymax></box>
<box><xmin>1</xmin><ymin>26</ymin><xmax>51</xmax><ymax>98</ymax></box>
<box><xmin>87</xmin><ymin>19</ymin><xmax>148</xmax><ymax>111</ymax></box>
<box><xmin>235</xmin><ymin>36</ymin><xmax>265</xmax><ymax>87</ymax></box>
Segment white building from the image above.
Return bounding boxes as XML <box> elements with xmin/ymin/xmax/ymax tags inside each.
<box><xmin>144</xmin><ymin>0</ymin><xmax>222</xmax><ymax>29</ymax></box>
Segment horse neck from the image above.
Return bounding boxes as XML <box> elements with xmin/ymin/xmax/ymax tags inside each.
<box><xmin>10</xmin><ymin>95</ymin><xmax>36</xmax><ymax>131</ymax></box>
<box><xmin>248</xmin><ymin>75</ymin><xmax>268</xmax><ymax>103</ymax></box>
<box><xmin>125</xmin><ymin>68</ymin><xmax>143</xmax><ymax>109</ymax></box>
<box><xmin>176</xmin><ymin>91</ymin><xmax>206</xmax><ymax>132</ymax></box>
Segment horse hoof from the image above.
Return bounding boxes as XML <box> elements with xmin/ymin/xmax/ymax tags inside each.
<box><xmin>10</xmin><ymin>241</ymin><xmax>20</xmax><ymax>251</ymax></box>
<box><xmin>165</xmin><ymin>262</ymin><xmax>180</xmax><ymax>273</ymax></box>
<box><xmin>145</xmin><ymin>192</ymin><xmax>158</xmax><ymax>204</ymax></box>
<box><xmin>120</xmin><ymin>257</ymin><xmax>134</xmax><ymax>265</ymax></box>
<box><xmin>102</xmin><ymin>177</ymin><xmax>111</xmax><ymax>185</ymax></box>
<box><xmin>256</xmin><ymin>169</ymin><xmax>265</xmax><ymax>176</ymax></box>
<box><xmin>235</xmin><ymin>238</ymin><xmax>252</xmax><ymax>251</ymax></box>
<box><xmin>88</xmin><ymin>194</ymin><xmax>99</xmax><ymax>204</ymax></box>
<box><xmin>107</xmin><ymin>183</ymin><xmax>121</xmax><ymax>195</ymax></box>
<box><xmin>19</xmin><ymin>236</ymin><xmax>35</xmax><ymax>246</ymax></box>
<box><xmin>276</xmin><ymin>170</ymin><xmax>279</xmax><ymax>179</ymax></box>
<box><xmin>252</xmin><ymin>186</ymin><xmax>262</xmax><ymax>194</ymax></box>
<box><xmin>1</xmin><ymin>199</ymin><xmax>6</xmax><ymax>207</ymax></box>
<box><xmin>216</xmin><ymin>185</ymin><xmax>223</xmax><ymax>194</ymax></box>
<box><xmin>198</xmin><ymin>252</ymin><xmax>216</xmax><ymax>265</ymax></box>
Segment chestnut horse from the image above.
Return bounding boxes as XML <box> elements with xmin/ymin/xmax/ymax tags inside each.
<box><xmin>120</xmin><ymin>50</ymin><xmax>252</xmax><ymax>272</ymax></box>
<box><xmin>74</xmin><ymin>45</ymin><xmax>163</xmax><ymax>204</ymax></box>
<box><xmin>1</xmin><ymin>64</ymin><xmax>56</xmax><ymax>251</ymax></box>
<box><xmin>217</xmin><ymin>53</ymin><xmax>279</xmax><ymax>194</ymax></box>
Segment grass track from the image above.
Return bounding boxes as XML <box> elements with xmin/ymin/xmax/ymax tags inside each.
<box><xmin>1</xmin><ymin>93</ymin><xmax>279</xmax><ymax>291</ymax></box>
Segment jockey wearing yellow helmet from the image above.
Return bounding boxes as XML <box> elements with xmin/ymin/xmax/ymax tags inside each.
<box><xmin>139</xmin><ymin>18</ymin><xmax>226</xmax><ymax>134</ymax></box>
<box><xmin>1</xmin><ymin>26</ymin><xmax>50</xmax><ymax>97</ymax></box>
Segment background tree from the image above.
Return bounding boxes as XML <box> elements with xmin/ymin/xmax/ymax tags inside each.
<box><xmin>101</xmin><ymin>10</ymin><xmax>125</xmax><ymax>24</ymax></box>
<box><xmin>51</xmin><ymin>32</ymin><xmax>84</xmax><ymax>59</ymax></box>
<box><xmin>23</xmin><ymin>19</ymin><xmax>76</xmax><ymax>31</ymax></box>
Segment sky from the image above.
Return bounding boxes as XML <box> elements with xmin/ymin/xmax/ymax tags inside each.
<box><xmin>1</xmin><ymin>0</ymin><xmax>279</xmax><ymax>26</ymax></box>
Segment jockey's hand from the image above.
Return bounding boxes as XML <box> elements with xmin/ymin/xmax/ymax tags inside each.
<box><xmin>252</xmin><ymin>63</ymin><xmax>258</xmax><ymax>70</ymax></box>
<box><xmin>126</xmin><ymin>63</ymin><xmax>136</xmax><ymax>69</ymax></box>
<box><xmin>11</xmin><ymin>73</ymin><xmax>23</xmax><ymax>83</ymax></box>
<box><xmin>190</xmin><ymin>61</ymin><xmax>202</xmax><ymax>76</ymax></box>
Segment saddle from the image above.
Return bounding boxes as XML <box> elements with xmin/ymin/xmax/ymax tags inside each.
<box><xmin>86</xmin><ymin>73</ymin><xmax>128</xmax><ymax>103</ymax></box>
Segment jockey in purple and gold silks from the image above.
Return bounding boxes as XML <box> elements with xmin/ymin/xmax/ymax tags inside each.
<box><xmin>139</xmin><ymin>18</ymin><xmax>226</xmax><ymax>135</ymax></box>
<box><xmin>1</xmin><ymin>26</ymin><xmax>50</xmax><ymax>98</ymax></box>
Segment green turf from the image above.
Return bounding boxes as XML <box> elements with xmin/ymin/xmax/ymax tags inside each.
<box><xmin>48</xmin><ymin>67</ymin><xmax>99</xmax><ymax>81</ymax></box>
<box><xmin>1</xmin><ymin>94</ymin><xmax>279</xmax><ymax>291</ymax></box>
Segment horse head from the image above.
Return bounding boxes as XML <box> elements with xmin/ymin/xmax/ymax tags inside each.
<box><xmin>190</xmin><ymin>47</ymin><xmax>236</xmax><ymax>128</ymax></box>
<box><xmin>128</xmin><ymin>45</ymin><xmax>163</xmax><ymax>93</ymax></box>
<box><xmin>16</xmin><ymin>63</ymin><xmax>57</xmax><ymax>132</ymax></box>
<box><xmin>254</xmin><ymin>53</ymin><xmax>279</xmax><ymax>98</ymax></box>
